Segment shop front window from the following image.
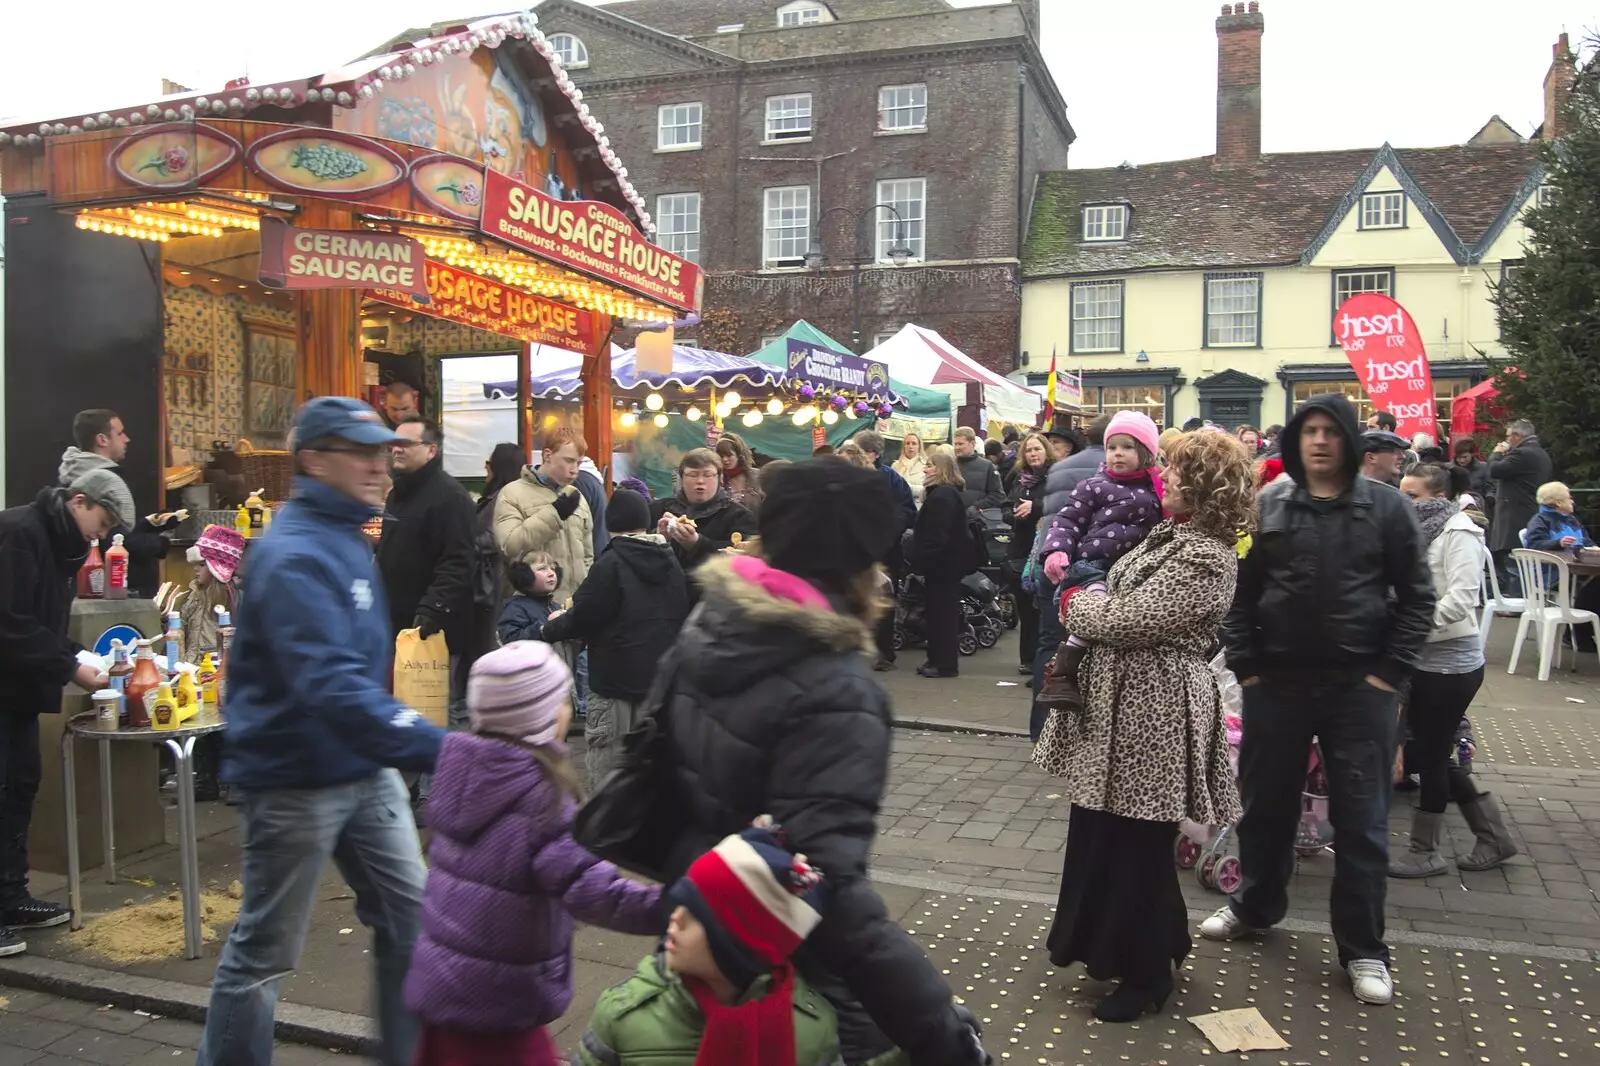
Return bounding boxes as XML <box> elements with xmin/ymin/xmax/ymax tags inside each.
<box><xmin>1090</xmin><ymin>385</ymin><xmax>1166</xmax><ymax>425</ymax></box>
<box><xmin>1289</xmin><ymin>379</ymin><xmax>1469</xmax><ymax>440</ymax></box>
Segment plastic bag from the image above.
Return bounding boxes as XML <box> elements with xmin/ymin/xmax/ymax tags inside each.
<box><xmin>394</xmin><ymin>628</ymin><xmax>450</xmax><ymax>728</ymax></box>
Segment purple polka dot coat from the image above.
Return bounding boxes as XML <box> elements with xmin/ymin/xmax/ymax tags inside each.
<box><xmin>1036</xmin><ymin>470</ymin><xmax>1162</xmax><ymax>569</ymax></box>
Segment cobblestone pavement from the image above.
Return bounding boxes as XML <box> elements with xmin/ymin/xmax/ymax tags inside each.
<box><xmin>0</xmin><ymin>985</ymin><xmax>346</xmax><ymax>1065</ymax></box>
<box><xmin>873</xmin><ymin>730</ymin><xmax>1600</xmax><ymax>956</ymax></box>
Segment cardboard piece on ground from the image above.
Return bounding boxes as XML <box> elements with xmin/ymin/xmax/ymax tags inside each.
<box><xmin>1188</xmin><ymin>1008</ymin><xmax>1290</xmax><ymax>1052</ymax></box>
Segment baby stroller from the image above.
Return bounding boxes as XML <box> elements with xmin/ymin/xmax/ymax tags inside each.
<box><xmin>1176</xmin><ymin>656</ymin><xmax>1333</xmax><ymax>893</ymax></box>
<box><xmin>960</xmin><ymin>571</ymin><xmax>1004</xmax><ymax>650</ymax></box>
<box><xmin>895</xmin><ymin>574</ymin><xmax>980</xmax><ymax>656</ymax></box>
<box><xmin>974</xmin><ymin>507</ymin><xmax>1019</xmax><ymax>630</ymax></box>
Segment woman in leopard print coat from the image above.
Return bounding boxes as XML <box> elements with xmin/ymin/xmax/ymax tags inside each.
<box><xmin>1034</xmin><ymin>430</ymin><xmax>1255</xmax><ymax>1024</ymax></box>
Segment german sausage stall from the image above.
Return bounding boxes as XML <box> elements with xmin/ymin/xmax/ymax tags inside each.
<box><xmin>0</xmin><ymin>10</ymin><xmax>695</xmax><ymax>939</ymax></box>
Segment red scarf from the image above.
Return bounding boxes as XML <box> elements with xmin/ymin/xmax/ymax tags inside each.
<box><xmin>687</xmin><ymin>967</ymin><xmax>797</xmax><ymax>1066</ymax></box>
<box><xmin>1105</xmin><ymin>464</ymin><xmax>1165</xmax><ymax>501</ymax></box>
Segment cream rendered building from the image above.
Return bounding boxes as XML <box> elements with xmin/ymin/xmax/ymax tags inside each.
<box><xmin>1019</xmin><ymin>6</ymin><xmax>1572</xmax><ymax>435</ymax></box>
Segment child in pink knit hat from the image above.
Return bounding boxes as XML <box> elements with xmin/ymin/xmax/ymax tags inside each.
<box><xmin>406</xmin><ymin>641</ymin><xmax>661</xmax><ymax>1066</ymax></box>
<box><xmin>1034</xmin><ymin>411</ymin><xmax>1165</xmax><ymax>712</ymax></box>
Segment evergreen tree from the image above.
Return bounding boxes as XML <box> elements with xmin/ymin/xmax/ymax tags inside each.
<box><xmin>1492</xmin><ymin>43</ymin><xmax>1600</xmax><ymax>484</ymax></box>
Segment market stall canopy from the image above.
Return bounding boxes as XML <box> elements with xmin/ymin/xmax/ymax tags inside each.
<box><xmin>485</xmin><ymin>345</ymin><xmax>786</xmax><ymax>400</ymax></box>
<box><xmin>1451</xmin><ymin>378</ymin><xmax>1501</xmax><ymax>441</ymax></box>
<box><xmin>0</xmin><ymin>12</ymin><xmax>654</xmax><ymax>229</ymax></box>
<box><xmin>747</xmin><ymin>320</ymin><xmax>952</xmax><ymax>440</ymax></box>
<box><xmin>865</xmin><ymin>324</ymin><xmax>1043</xmax><ymax>427</ymax></box>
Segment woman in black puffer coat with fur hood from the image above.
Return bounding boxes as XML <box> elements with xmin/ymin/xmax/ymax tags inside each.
<box><xmin>656</xmin><ymin>458</ymin><xmax>989</xmax><ymax>1066</ymax></box>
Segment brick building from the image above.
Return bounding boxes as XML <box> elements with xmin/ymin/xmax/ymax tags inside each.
<box><xmin>532</xmin><ymin>0</ymin><xmax>1073</xmax><ymax>372</ymax></box>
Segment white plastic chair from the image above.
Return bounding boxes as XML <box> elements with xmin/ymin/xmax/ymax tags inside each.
<box><xmin>1508</xmin><ymin>549</ymin><xmax>1600</xmax><ymax>680</ymax></box>
<box><xmin>1479</xmin><ymin>544</ymin><xmax>1525</xmax><ymax>653</ymax></box>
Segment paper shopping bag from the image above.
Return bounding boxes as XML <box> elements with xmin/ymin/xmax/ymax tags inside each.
<box><xmin>393</xmin><ymin>628</ymin><xmax>450</xmax><ymax>728</ymax></box>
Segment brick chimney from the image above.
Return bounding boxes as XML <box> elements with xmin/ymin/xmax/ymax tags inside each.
<box><xmin>1017</xmin><ymin>0</ymin><xmax>1041</xmax><ymax>42</ymax></box>
<box><xmin>1215</xmin><ymin>2</ymin><xmax>1264</xmax><ymax>168</ymax></box>
<box><xmin>1542</xmin><ymin>32</ymin><xmax>1576</xmax><ymax>140</ymax></box>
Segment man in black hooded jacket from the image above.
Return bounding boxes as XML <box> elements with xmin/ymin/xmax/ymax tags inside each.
<box><xmin>1206</xmin><ymin>393</ymin><xmax>1434</xmax><ymax>1009</ymax></box>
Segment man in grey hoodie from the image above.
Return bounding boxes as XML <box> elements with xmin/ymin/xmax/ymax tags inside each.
<box><xmin>59</xmin><ymin>410</ymin><xmax>169</xmax><ymax>598</ymax></box>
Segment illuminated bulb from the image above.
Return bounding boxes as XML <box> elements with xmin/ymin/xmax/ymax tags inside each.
<box><xmin>653</xmin><ymin>413</ymin><xmax>669</xmax><ymax>428</ymax></box>
<box><xmin>722</xmin><ymin>391</ymin><xmax>742</xmax><ymax>409</ymax></box>
<box><xmin>741</xmin><ymin>409</ymin><xmax>763</xmax><ymax>428</ymax></box>
<box><xmin>644</xmin><ymin>391</ymin><xmax>664</xmax><ymax>411</ymax></box>
<box><xmin>685</xmin><ymin>406</ymin><xmax>702</xmax><ymax>422</ymax></box>
<box><xmin>766</xmin><ymin>397</ymin><xmax>783</xmax><ymax>416</ymax></box>
<box><xmin>716</xmin><ymin>402</ymin><xmax>732</xmax><ymax>420</ymax></box>
<box><xmin>822</xmin><ymin>409</ymin><xmax>838</xmax><ymax>425</ymax></box>
<box><xmin>791</xmin><ymin>409</ymin><xmax>810</xmax><ymax>427</ymax></box>
<box><xmin>619</xmin><ymin>411</ymin><xmax>637</xmax><ymax>428</ymax></box>
<box><xmin>842</xmin><ymin>406</ymin><xmax>856</xmax><ymax>420</ymax></box>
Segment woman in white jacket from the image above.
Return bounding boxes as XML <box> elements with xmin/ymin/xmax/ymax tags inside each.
<box><xmin>1391</xmin><ymin>463</ymin><xmax>1518</xmax><ymax>877</ymax></box>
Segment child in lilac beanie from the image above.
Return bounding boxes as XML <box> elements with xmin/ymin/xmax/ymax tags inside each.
<box><xmin>405</xmin><ymin>642</ymin><xmax>661</xmax><ymax>1065</ymax></box>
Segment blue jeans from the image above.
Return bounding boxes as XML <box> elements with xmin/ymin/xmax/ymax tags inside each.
<box><xmin>1029</xmin><ymin>580</ymin><xmax>1063</xmax><ymax>741</ymax></box>
<box><xmin>1228</xmin><ymin>678</ymin><xmax>1398</xmax><ymax>966</ymax></box>
<box><xmin>197</xmin><ymin>770</ymin><xmax>426</xmax><ymax>1066</ymax></box>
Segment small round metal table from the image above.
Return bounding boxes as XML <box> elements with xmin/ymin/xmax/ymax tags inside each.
<box><xmin>62</xmin><ymin>712</ymin><xmax>225</xmax><ymax>960</ymax></box>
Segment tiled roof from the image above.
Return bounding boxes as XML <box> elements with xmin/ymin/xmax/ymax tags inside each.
<box><xmin>1023</xmin><ymin>141</ymin><xmax>1542</xmax><ymax>278</ymax></box>
<box><xmin>1392</xmin><ymin>143</ymin><xmax>1543</xmax><ymax>246</ymax></box>
<box><xmin>599</xmin><ymin>0</ymin><xmax>949</xmax><ymax>38</ymax></box>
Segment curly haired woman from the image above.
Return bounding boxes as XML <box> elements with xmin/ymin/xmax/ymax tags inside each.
<box><xmin>1033</xmin><ymin>430</ymin><xmax>1256</xmax><ymax>1023</ymax></box>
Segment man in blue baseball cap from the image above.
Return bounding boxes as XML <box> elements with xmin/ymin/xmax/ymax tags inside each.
<box><xmin>198</xmin><ymin>396</ymin><xmax>445</xmax><ymax>1066</ymax></box>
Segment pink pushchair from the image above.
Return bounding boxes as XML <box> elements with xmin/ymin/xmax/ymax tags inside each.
<box><xmin>1176</xmin><ymin>656</ymin><xmax>1333</xmax><ymax>893</ymax></box>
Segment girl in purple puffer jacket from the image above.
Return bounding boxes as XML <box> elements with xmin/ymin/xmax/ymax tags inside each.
<box><xmin>1034</xmin><ymin>411</ymin><xmax>1165</xmax><ymax>713</ymax></box>
<box><xmin>404</xmin><ymin>641</ymin><xmax>661</xmax><ymax>1066</ymax></box>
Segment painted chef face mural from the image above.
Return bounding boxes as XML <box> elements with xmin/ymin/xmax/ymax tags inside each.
<box><xmin>346</xmin><ymin>47</ymin><xmax>573</xmax><ymax>194</ymax></box>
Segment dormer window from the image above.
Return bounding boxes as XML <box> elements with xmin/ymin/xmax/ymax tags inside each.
<box><xmin>549</xmin><ymin>33</ymin><xmax>588</xmax><ymax>69</ymax></box>
<box><xmin>1359</xmin><ymin>190</ymin><xmax>1405</xmax><ymax>229</ymax></box>
<box><xmin>1082</xmin><ymin>204</ymin><xmax>1127</xmax><ymax>242</ymax></box>
<box><xmin>778</xmin><ymin>2</ymin><xmax>828</xmax><ymax>27</ymax></box>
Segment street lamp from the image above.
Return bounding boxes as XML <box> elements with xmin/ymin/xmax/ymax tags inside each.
<box><xmin>804</xmin><ymin>202</ymin><xmax>914</xmax><ymax>352</ymax></box>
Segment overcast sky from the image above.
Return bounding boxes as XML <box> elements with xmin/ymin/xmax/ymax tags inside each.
<box><xmin>0</xmin><ymin>1</ymin><xmax>1592</xmax><ymax>169</ymax></box>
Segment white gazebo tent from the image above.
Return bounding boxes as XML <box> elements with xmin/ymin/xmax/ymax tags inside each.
<box><xmin>864</xmin><ymin>324</ymin><xmax>1043</xmax><ymax>427</ymax></box>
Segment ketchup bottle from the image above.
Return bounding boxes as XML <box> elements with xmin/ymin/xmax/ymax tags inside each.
<box><xmin>76</xmin><ymin>539</ymin><xmax>105</xmax><ymax>599</ymax></box>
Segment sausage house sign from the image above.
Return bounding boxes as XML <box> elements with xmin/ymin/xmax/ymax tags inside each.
<box><xmin>367</xmin><ymin>259</ymin><xmax>602</xmax><ymax>353</ymax></box>
<box><xmin>258</xmin><ymin>219</ymin><xmax>429</xmax><ymax>301</ymax></box>
<box><xmin>479</xmin><ymin>170</ymin><xmax>703</xmax><ymax>316</ymax></box>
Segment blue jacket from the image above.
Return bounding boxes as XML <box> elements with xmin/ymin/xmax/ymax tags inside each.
<box><xmin>222</xmin><ymin>477</ymin><xmax>445</xmax><ymax>790</ymax></box>
<box><xmin>1524</xmin><ymin>506</ymin><xmax>1592</xmax><ymax>552</ymax></box>
<box><xmin>498</xmin><ymin>591</ymin><xmax>557</xmax><ymax>645</ymax></box>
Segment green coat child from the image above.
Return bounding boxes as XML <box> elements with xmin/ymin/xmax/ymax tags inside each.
<box><xmin>575</xmin><ymin>822</ymin><xmax>844</xmax><ymax>1066</ymax></box>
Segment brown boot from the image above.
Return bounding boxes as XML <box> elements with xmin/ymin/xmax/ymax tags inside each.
<box><xmin>1034</xmin><ymin>643</ymin><xmax>1087</xmax><ymax>711</ymax></box>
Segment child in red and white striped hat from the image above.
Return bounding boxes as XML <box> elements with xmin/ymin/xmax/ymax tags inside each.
<box><xmin>576</xmin><ymin>818</ymin><xmax>840</xmax><ymax>1066</ymax></box>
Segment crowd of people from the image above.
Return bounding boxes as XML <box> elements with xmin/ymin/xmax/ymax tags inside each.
<box><xmin>0</xmin><ymin>384</ymin><xmax>1586</xmax><ymax>1065</ymax></box>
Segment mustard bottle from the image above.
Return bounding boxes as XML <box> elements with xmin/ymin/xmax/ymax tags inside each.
<box><xmin>151</xmin><ymin>683</ymin><xmax>179</xmax><ymax>730</ymax></box>
<box><xmin>245</xmin><ymin>487</ymin><xmax>266</xmax><ymax>535</ymax></box>
<box><xmin>197</xmin><ymin>654</ymin><xmax>219</xmax><ymax>708</ymax></box>
<box><xmin>175</xmin><ymin>671</ymin><xmax>200</xmax><ymax>724</ymax></box>
<box><xmin>235</xmin><ymin>504</ymin><xmax>252</xmax><ymax>539</ymax></box>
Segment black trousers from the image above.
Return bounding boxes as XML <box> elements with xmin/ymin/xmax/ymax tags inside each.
<box><xmin>1407</xmin><ymin>668</ymin><xmax>1484</xmax><ymax>814</ymax></box>
<box><xmin>1231</xmin><ymin>678</ymin><xmax>1398</xmax><ymax>965</ymax></box>
<box><xmin>1013</xmin><ymin>564</ymin><xmax>1039</xmax><ymax>668</ymax></box>
<box><xmin>0</xmin><ymin>713</ymin><xmax>43</xmax><ymax>907</ymax></box>
<box><xmin>924</xmin><ymin>571</ymin><xmax>962</xmax><ymax>675</ymax></box>
<box><xmin>875</xmin><ymin>559</ymin><xmax>905</xmax><ymax>664</ymax></box>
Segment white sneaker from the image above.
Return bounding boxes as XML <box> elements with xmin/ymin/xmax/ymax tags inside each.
<box><xmin>1347</xmin><ymin>959</ymin><xmax>1394</xmax><ymax>1005</ymax></box>
<box><xmin>1198</xmin><ymin>906</ymin><xmax>1260</xmax><ymax>941</ymax></box>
